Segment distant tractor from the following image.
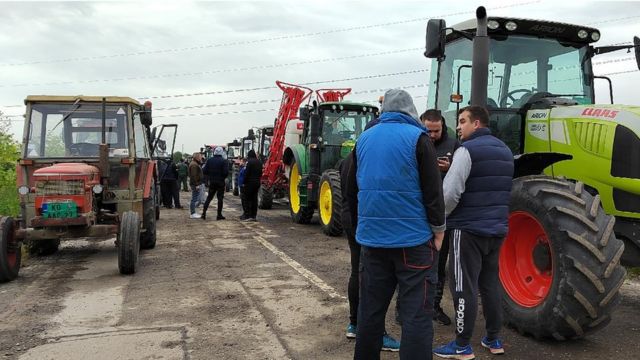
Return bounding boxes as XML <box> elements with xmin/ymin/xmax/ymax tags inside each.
<box><xmin>424</xmin><ymin>7</ymin><xmax>640</xmax><ymax>339</ymax></box>
<box><xmin>283</xmin><ymin>89</ymin><xmax>379</xmax><ymax>236</ymax></box>
<box><xmin>0</xmin><ymin>96</ymin><xmax>176</xmax><ymax>282</ymax></box>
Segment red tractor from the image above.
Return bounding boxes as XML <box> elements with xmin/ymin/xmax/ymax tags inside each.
<box><xmin>0</xmin><ymin>96</ymin><xmax>176</xmax><ymax>282</ymax></box>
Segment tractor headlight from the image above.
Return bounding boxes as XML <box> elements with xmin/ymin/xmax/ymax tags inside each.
<box><xmin>92</xmin><ymin>184</ymin><xmax>103</xmax><ymax>194</ymax></box>
<box><xmin>487</xmin><ymin>20</ymin><xmax>500</xmax><ymax>30</ymax></box>
<box><xmin>17</xmin><ymin>186</ymin><xmax>29</xmax><ymax>195</ymax></box>
<box><xmin>578</xmin><ymin>29</ymin><xmax>588</xmax><ymax>39</ymax></box>
<box><xmin>505</xmin><ymin>21</ymin><xmax>518</xmax><ymax>31</ymax></box>
<box><xmin>591</xmin><ymin>31</ymin><xmax>600</xmax><ymax>41</ymax></box>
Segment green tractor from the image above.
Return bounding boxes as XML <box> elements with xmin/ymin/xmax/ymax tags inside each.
<box><xmin>425</xmin><ymin>7</ymin><xmax>639</xmax><ymax>339</ymax></box>
<box><xmin>283</xmin><ymin>92</ymin><xmax>379</xmax><ymax>236</ymax></box>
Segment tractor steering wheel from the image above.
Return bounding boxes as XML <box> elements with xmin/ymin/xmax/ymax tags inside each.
<box><xmin>501</xmin><ymin>89</ymin><xmax>534</xmax><ymax>108</ymax></box>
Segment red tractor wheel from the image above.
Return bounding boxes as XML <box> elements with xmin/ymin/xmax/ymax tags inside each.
<box><xmin>500</xmin><ymin>176</ymin><xmax>626</xmax><ymax>340</ymax></box>
<box><xmin>0</xmin><ymin>217</ymin><xmax>21</xmax><ymax>282</ymax></box>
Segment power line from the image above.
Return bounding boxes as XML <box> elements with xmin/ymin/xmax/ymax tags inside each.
<box><xmin>0</xmin><ymin>48</ymin><xmax>422</xmax><ymax>88</ymax></box>
<box><xmin>0</xmin><ymin>1</ymin><xmax>541</xmax><ymax>67</ymax></box>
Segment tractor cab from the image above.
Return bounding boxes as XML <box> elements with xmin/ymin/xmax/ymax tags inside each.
<box><xmin>426</xmin><ymin>17</ymin><xmax>640</xmax><ymax>156</ymax></box>
<box><xmin>1</xmin><ymin>95</ymin><xmax>176</xmax><ymax>282</ymax></box>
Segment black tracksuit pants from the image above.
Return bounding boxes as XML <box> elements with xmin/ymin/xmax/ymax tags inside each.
<box><xmin>448</xmin><ymin>229</ymin><xmax>504</xmax><ymax>346</ymax></box>
<box><xmin>346</xmin><ymin>227</ymin><xmax>360</xmax><ymax>326</ymax></box>
<box><xmin>355</xmin><ymin>242</ymin><xmax>437</xmax><ymax>360</ymax></box>
<box><xmin>244</xmin><ymin>182</ymin><xmax>260</xmax><ymax>219</ymax></box>
<box><xmin>203</xmin><ymin>181</ymin><xmax>225</xmax><ymax>216</ymax></box>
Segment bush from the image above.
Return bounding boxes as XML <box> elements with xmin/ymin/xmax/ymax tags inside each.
<box><xmin>0</xmin><ymin>119</ymin><xmax>20</xmax><ymax>216</ymax></box>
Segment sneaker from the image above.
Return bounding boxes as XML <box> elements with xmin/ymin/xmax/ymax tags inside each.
<box><xmin>381</xmin><ymin>333</ymin><xmax>400</xmax><ymax>352</ymax></box>
<box><xmin>217</xmin><ymin>215</ymin><xmax>226</xmax><ymax>220</ymax></box>
<box><xmin>481</xmin><ymin>336</ymin><xmax>504</xmax><ymax>355</ymax></box>
<box><xmin>434</xmin><ymin>341</ymin><xmax>475</xmax><ymax>360</ymax></box>
<box><xmin>434</xmin><ymin>306</ymin><xmax>452</xmax><ymax>325</ymax></box>
<box><xmin>201</xmin><ymin>213</ymin><xmax>206</xmax><ymax>220</ymax></box>
<box><xmin>345</xmin><ymin>324</ymin><xmax>356</xmax><ymax>339</ymax></box>
<box><xmin>239</xmin><ymin>214</ymin><xmax>248</xmax><ymax>220</ymax></box>
<box><xmin>241</xmin><ymin>217</ymin><xmax>253</xmax><ymax>222</ymax></box>
<box><xmin>189</xmin><ymin>213</ymin><xmax>201</xmax><ymax>219</ymax></box>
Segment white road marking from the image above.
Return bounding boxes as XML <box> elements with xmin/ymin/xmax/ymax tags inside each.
<box><xmin>251</xmin><ymin>234</ymin><xmax>346</xmax><ymax>300</ymax></box>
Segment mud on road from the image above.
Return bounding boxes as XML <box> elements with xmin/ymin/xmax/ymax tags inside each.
<box><xmin>1</xmin><ymin>193</ymin><xmax>639</xmax><ymax>359</ymax></box>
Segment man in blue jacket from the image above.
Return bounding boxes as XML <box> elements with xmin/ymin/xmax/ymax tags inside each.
<box><xmin>434</xmin><ymin>106</ymin><xmax>514</xmax><ymax>359</ymax></box>
<box><xmin>347</xmin><ymin>89</ymin><xmax>445</xmax><ymax>359</ymax></box>
<box><xmin>202</xmin><ymin>146</ymin><xmax>229</xmax><ymax>220</ymax></box>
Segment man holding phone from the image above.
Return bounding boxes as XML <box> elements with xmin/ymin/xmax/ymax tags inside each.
<box><xmin>420</xmin><ymin>109</ymin><xmax>460</xmax><ymax>326</ymax></box>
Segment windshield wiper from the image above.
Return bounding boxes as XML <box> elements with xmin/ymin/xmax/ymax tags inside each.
<box><xmin>47</xmin><ymin>98</ymin><xmax>82</xmax><ymax>135</ymax></box>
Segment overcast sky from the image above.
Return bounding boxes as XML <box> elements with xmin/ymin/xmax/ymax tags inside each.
<box><xmin>1</xmin><ymin>0</ymin><xmax>639</xmax><ymax>153</ymax></box>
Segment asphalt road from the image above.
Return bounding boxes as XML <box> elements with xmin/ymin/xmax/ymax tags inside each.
<box><xmin>1</xmin><ymin>193</ymin><xmax>639</xmax><ymax>359</ymax></box>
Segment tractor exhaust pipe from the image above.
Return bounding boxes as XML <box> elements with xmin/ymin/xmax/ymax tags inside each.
<box><xmin>471</xmin><ymin>6</ymin><xmax>489</xmax><ymax>107</ymax></box>
<box><xmin>99</xmin><ymin>97</ymin><xmax>110</xmax><ymax>182</ymax></box>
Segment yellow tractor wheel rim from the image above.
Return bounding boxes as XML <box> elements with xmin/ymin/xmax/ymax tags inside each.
<box><xmin>289</xmin><ymin>165</ymin><xmax>301</xmax><ymax>214</ymax></box>
<box><xmin>319</xmin><ymin>180</ymin><xmax>332</xmax><ymax>225</ymax></box>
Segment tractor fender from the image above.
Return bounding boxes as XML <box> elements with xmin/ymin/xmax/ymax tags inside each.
<box><xmin>283</xmin><ymin>145</ymin><xmax>307</xmax><ymax>175</ymax></box>
<box><xmin>143</xmin><ymin>160</ymin><xmax>157</xmax><ymax>199</ymax></box>
<box><xmin>514</xmin><ymin>152</ymin><xmax>572</xmax><ymax>179</ymax></box>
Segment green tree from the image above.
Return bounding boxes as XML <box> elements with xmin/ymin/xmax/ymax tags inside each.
<box><xmin>0</xmin><ymin>113</ymin><xmax>20</xmax><ymax>216</ymax></box>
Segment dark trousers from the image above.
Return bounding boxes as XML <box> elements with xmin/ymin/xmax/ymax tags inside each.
<box><xmin>179</xmin><ymin>176</ymin><xmax>188</xmax><ymax>192</ymax></box>
<box><xmin>434</xmin><ymin>229</ymin><xmax>451</xmax><ymax>308</ymax></box>
<box><xmin>346</xmin><ymin>228</ymin><xmax>360</xmax><ymax>326</ymax></box>
<box><xmin>240</xmin><ymin>185</ymin><xmax>248</xmax><ymax>217</ymax></box>
<box><xmin>161</xmin><ymin>180</ymin><xmax>179</xmax><ymax>208</ymax></box>
<box><xmin>449</xmin><ymin>229</ymin><xmax>504</xmax><ymax>346</ymax></box>
<box><xmin>355</xmin><ymin>242</ymin><xmax>437</xmax><ymax>360</ymax></box>
<box><xmin>244</xmin><ymin>182</ymin><xmax>260</xmax><ymax>218</ymax></box>
<box><xmin>203</xmin><ymin>182</ymin><xmax>225</xmax><ymax>216</ymax></box>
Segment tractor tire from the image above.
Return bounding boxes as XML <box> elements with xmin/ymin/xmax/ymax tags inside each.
<box><xmin>140</xmin><ymin>188</ymin><xmax>157</xmax><ymax>250</ymax></box>
<box><xmin>118</xmin><ymin>211</ymin><xmax>140</xmax><ymax>275</ymax></box>
<box><xmin>27</xmin><ymin>239</ymin><xmax>60</xmax><ymax>256</ymax></box>
<box><xmin>288</xmin><ymin>160</ymin><xmax>314</xmax><ymax>224</ymax></box>
<box><xmin>318</xmin><ymin>170</ymin><xmax>343</xmax><ymax>236</ymax></box>
<box><xmin>0</xmin><ymin>217</ymin><xmax>21</xmax><ymax>283</ymax></box>
<box><xmin>500</xmin><ymin>175</ymin><xmax>626</xmax><ymax>340</ymax></box>
<box><xmin>259</xmin><ymin>186</ymin><xmax>274</xmax><ymax>210</ymax></box>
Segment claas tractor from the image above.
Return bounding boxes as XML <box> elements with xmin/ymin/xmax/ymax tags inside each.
<box><xmin>283</xmin><ymin>89</ymin><xmax>379</xmax><ymax>236</ymax></box>
<box><xmin>0</xmin><ymin>96</ymin><xmax>176</xmax><ymax>282</ymax></box>
<box><xmin>424</xmin><ymin>7</ymin><xmax>640</xmax><ymax>339</ymax></box>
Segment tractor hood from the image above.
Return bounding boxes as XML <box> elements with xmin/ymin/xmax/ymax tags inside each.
<box><xmin>33</xmin><ymin>163</ymin><xmax>100</xmax><ymax>180</ymax></box>
<box><xmin>549</xmin><ymin>104</ymin><xmax>640</xmax><ymax>134</ymax></box>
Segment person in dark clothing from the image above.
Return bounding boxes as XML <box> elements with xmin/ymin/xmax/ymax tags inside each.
<box><xmin>242</xmin><ymin>150</ymin><xmax>262</xmax><ymax>221</ymax></box>
<box><xmin>347</xmin><ymin>89</ymin><xmax>445</xmax><ymax>360</ymax></box>
<box><xmin>189</xmin><ymin>153</ymin><xmax>204</xmax><ymax>219</ymax></box>
<box><xmin>340</xmin><ymin>152</ymin><xmax>400</xmax><ymax>352</ymax></box>
<box><xmin>237</xmin><ymin>158</ymin><xmax>249</xmax><ymax>220</ymax></box>
<box><xmin>178</xmin><ymin>160</ymin><xmax>189</xmax><ymax>192</ymax></box>
<box><xmin>160</xmin><ymin>160</ymin><xmax>182</xmax><ymax>209</ymax></box>
<box><xmin>433</xmin><ymin>106</ymin><xmax>514</xmax><ymax>359</ymax></box>
<box><xmin>420</xmin><ymin>109</ymin><xmax>461</xmax><ymax>326</ymax></box>
<box><xmin>202</xmin><ymin>146</ymin><xmax>229</xmax><ymax>220</ymax></box>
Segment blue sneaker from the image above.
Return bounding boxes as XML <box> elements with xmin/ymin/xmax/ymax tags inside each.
<box><xmin>346</xmin><ymin>324</ymin><xmax>356</xmax><ymax>339</ymax></box>
<box><xmin>481</xmin><ymin>336</ymin><xmax>505</xmax><ymax>355</ymax></box>
<box><xmin>433</xmin><ymin>340</ymin><xmax>475</xmax><ymax>360</ymax></box>
<box><xmin>381</xmin><ymin>333</ymin><xmax>400</xmax><ymax>352</ymax></box>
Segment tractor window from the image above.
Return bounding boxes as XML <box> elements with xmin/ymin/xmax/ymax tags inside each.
<box><xmin>26</xmin><ymin>103</ymin><xmax>129</xmax><ymax>158</ymax></box>
<box><xmin>133</xmin><ymin>113</ymin><xmax>149</xmax><ymax>158</ymax></box>
<box><xmin>322</xmin><ymin>109</ymin><xmax>374</xmax><ymax>145</ymax></box>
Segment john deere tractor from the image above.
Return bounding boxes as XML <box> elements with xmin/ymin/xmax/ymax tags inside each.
<box><xmin>424</xmin><ymin>7</ymin><xmax>639</xmax><ymax>339</ymax></box>
<box><xmin>283</xmin><ymin>100</ymin><xmax>379</xmax><ymax>236</ymax></box>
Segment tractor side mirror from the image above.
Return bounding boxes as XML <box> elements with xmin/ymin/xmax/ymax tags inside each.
<box><xmin>247</xmin><ymin>129</ymin><xmax>256</xmax><ymax>140</ymax></box>
<box><xmin>634</xmin><ymin>36</ymin><xmax>640</xmax><ymax>70</ymax></box>
<box><xmin>140</xmin><ymin>101</ymin><xmax>153</xmax><ymax>126</ymax></box>
<box><xmin>425</xmin><ymin>19</ymin><xmax>446</xmax><ymax>59</ymax></box>
<box><xmin>299</xmin><ymin>107</ymin><xmax>310</xmax><ymax>121</ymax></box>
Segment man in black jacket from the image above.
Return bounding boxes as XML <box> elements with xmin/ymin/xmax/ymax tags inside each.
<box><xmin>202</xmin><ymin>147</ymin><xmax>229</xmax><ymax>220</ymax></box>
<box><xmin>242</xmin><ymin>150</ymin><xmax>262</xmax><ymax>221</ymax></box>
<box><xmin>420</xmin><ymin>109</ymin><xmax>460</xmax><ymax>326</ymax></box>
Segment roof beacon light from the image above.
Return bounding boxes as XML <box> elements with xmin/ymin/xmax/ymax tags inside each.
<box><xmin>591</xmin><ymin>31</ymin><xmax>600</xmax><ymax>41</ymax></box>
<box><xmin>505</xmin><ymin>21</ymin><xmax>518</xmax><ymax>31</ymax></box>
<box><xmin>578</xmin><ymin>29</ymin><xmax>588</xmax><ymax>39</ymax></box>
<box><xmin>487</xmin><ymin>20</ymin><xmax>500</xmax><ymax>30</ymax></box>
